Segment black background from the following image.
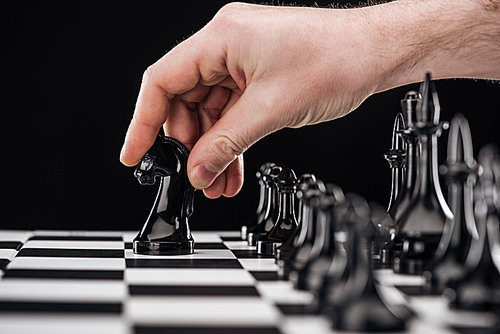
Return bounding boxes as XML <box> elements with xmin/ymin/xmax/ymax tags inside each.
<box><xmin>3</xmin><ymin>1</ymin><xmax>499</xmax><ymax>231</ymax></box>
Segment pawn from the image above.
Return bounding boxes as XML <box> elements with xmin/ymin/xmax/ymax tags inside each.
<box><xmin>133</xmin><ymin>134</ymin><xmax>195</xmax><ymax>255</ymax></box>
<box><xmin>325</xmin><ymin>194</ymin><xmax>412</xmax><ymax>332</ymax></box>
<box><xmin>278</xmin><ymin>182</ymin><xmax>325</xmax><ymax>279</ymax></box>
<box><xmin>291</xmin><ymin>184</ymin><xmax>345</xmax><ymax>291</ymax></box>
<box><xmin>446</xmin><ymin>144</ymin><xmax>500</xmax><ymax>312</ymax></box>
<box><xmin>247</xmin><ymin>165</ymin><xmax>282</xmax><ymax>246</ymax></box>
<box><xmin>257</xmin><ymin>167</ymin><xmax>299</xmax><ymax>256</ymax></box>
<box><xmin>241</xmin><ymin>162</ymin><xmax>275</xmax><ymax>240</ymax></box>
<box><xmin>275</xmin><ymin>174</ymin><xmax>321</xmax><ymax>264</ymax></box>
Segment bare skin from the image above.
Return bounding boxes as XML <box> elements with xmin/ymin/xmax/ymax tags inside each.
<box><xmin>120</xmin><ymin>0</ymin><xmax>500</xmax><ymax>199</ymax></box>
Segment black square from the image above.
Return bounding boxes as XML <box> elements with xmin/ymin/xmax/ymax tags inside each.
<box><xmin>17</xmin><ymin>248</ymin><xmax>124</xmax><ymax>258</ymax></box>
<box><xmin>0</xmin><ymin>242</ymin><xmax>23</xmax><ymax>250</ymax></box>
<box><xmin>250</xmin><ymin>271</ymin><xmax>281</xmax><ymax>281</ymax></box>
<box><xmin>195</xmin><ymin>243</ymin><xmax>228</xmax><ymax>249</ymax></box>
<box><xmin>126</xmin><ymin>259</ymin><xmax>243</xmax><ymax>269</ymax></box>
<box><xmin>231</xmin><ymin>250</ymin><xmax>274</xmax><ymax>259</ymax></box>
<box><xmin>129</xmin><ymin>285</ymin><xmax>259</xmax><ymax>296</ymax></box>
<box><xmin>3</xmin><ymin>269</ymin><xmax>124</xmax><ymax>280</ymax></box>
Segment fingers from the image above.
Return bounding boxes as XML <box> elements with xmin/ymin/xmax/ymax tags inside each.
<box><xmin>120</xmin><ymin>28</ymin><xmax>228</xmax><ymax>167</ymax></box>
<box><xmin>188</xmin><ymin>84</ymin><xmax>284</xmax><ymax>193</ymax></box>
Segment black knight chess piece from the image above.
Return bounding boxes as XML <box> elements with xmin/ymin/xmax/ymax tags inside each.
<box><xmin>133</xmin><ymin>134</ymin><xmax>195</xmax><ymax>255</ymax></box>
<box><xmin>424</xmin><ymin>113</ymin><xmax>480</xmax><ymax>292</ymax></box>
<box><xmin>391</xmin><ymin>73</ymin><xmax>453</xmax><ymax>275</ymax></box>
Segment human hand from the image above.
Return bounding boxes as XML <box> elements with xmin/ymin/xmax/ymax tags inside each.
<box><xmin>120</xmin><ymin>1</ymin><xmax>500</xmax><ymax>199</ymax></box>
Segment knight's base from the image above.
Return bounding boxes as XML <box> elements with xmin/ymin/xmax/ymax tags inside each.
<box><xmin>133</xmin><ymin>239</ymin><xmax>195</xmax><ymax>255</ymax></box>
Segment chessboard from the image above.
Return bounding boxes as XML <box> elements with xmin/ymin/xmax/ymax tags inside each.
<box><xmin>0</xmin><ymin>230</ymin><xmax>497</xmax><ymax>334</ymax></box>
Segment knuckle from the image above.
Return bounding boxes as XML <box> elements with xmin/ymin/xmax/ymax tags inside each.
<box><xmin>142</xmin><ymin>65</ymin><xmax>155</xmax><ymax>83</ymax></box>
<box><xmin>213</xmin><ymin>134</ymin><xmax>245</xmax><ymax>161</ymax></box>
<box><xmin>210</xmin><ymin>2</ymin><xmax>249</xmax><ymax>31</ymax></box>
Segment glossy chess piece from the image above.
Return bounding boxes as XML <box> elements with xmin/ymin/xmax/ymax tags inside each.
<box><xmin>257</xmin><ymin>167</ymin><xmax>299</xmax><ymax>255</ymax></box>
<box><xmin>241</xmin><ymin>162</ymin><xmax>275</xmax><ymax>240</ymax></box>
<box><xmin>326</xmin><ymin>194</ymin><xmax>412</xmax><ymax>332</ymax></box>
<box><xmin>385</xmin><ymin>112</ymin><xmax>407</xmax><ymax>212</ymax></box>
<box><xmin>382</xmin><ymin>91</ymin><xmax>420</xmax><ymax>265</ymax></box>
<box><xmin>392</xmin><ymin>72</ymin><xmax>453</xmax><ymax>275</ymax></box>
<box><xmin>292</xmin><ymin>184</ymin><xmax>345</xmax><ymax>291</ymax></box>
<box><xmin>133</xmin><ymin>134</ymin><xmax>195</xmax><ymax>255</ymax></box>
<box><xmin>378</xmin><ymin>112</ymin><xmax>406</xmax><ymax>260</ymax></box>
<box><xmin>424</xmin><ymin>113</ymin><xmax>479</xmax><ymax>292</ymax></box>
<box><xmin>247</xmin><ymin>165</ymin><xmax>282</xmax><ymax>246</ymax></box>
<box><xmin>276</xmin><ymin>174</ymin><xmax>320</xmax><ymax>264</ymax></box>
<box><xmin>446</xmin><ymin>144</ymin><xmax>500</xmax><ymax>312</ymax></box>
<box><xmin>279</xmin><ymin>180</ymin><xmax>325</xmax><ymax>279</ymax></box>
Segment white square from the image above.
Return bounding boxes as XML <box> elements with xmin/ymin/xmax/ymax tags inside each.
<box><xmin>0</xmin><ymin>315</ymin><xmax>126</xmax><ymax>334</ymax></box>
<box><xmin>23</xmin><ymin>240</ymin><xmax>124</xmax><ymax>250</ymax></box>
<box><xmin>256</xmin><ymin>281</ymin><xmax>314</xmax><ymax>304</ymax></box>
<box><xmin>0</xmin><ymin>279</ymin><xmax>126</xmax><ymax>302</ymax></box>
<box><xmin>127</xmin><ymin>296</ymin><xmax>280</xmax><ymax>326</ymax></box>
<box><xmin>125</xmin><ymin>268</ymin><xmax>255</xmax><ymax>286</ymax></box>
<box><xmin>0</xmin><ymin>231</ymin><xmax>32</xmax><ymax>243</ymax></box>
<box><xmin>238</xmin><ymin>258</ymin><xmax>278</xmax><ymax>271</ymax></box>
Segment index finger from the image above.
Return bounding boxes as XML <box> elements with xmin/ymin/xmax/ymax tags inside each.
<box><xmin>120</xmin><ymin>29</ymin><xmax>226</xmax><ymax>166</ymax></box>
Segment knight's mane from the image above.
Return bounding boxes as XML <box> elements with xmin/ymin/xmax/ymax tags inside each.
<box><xmin>160</xmin><ymin>135</ymin><xmax>190</xmax><ymax>158</ymax></box>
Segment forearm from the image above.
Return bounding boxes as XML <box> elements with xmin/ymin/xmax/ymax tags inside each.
<box><xmin>360</xmin><ymin>0</ymin><xmax>500</xmax><ymax>92</ymax></box>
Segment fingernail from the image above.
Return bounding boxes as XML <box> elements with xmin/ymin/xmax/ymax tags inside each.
<box><xmin>119</xmin><ymin>144</ymin><xmax>126</xmax><ymax>163</ymax></box>
<box><xmin>190</xmin><ymin>162</ymin><xmax>219</xmax><ymax>189</ymax></box>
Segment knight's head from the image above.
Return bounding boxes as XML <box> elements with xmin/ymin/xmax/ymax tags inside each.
<box><xmin>134</xmin><ymin>135</ymin><xmax>189</xmax><ymax>186</ymax></box>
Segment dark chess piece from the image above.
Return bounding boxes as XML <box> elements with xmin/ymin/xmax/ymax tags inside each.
<box><xmin>385</xmin><ymin>112</ymin><xmax>407</xmax><ymax>212</ymax></box>
<box><xmin>291</xmin><ymin>184</ymin><xmax>345</xmax><ymax>291</ymax></box>
<box><xmin>133</xmin><ymin>134</ymin><xmax>195</xmax><ymax>255</ymax></box>
<box><xmin>325</xmin><ymin>194</ymin><xmax>412</xmax><ymax>332</ymax></box>
<box><xmin>381</xmin><ymin>91</ymin><xmax>420</xmax><ymax>265</ymax></box>
<box><xmin>278</xmin><ymin>180</ymin><xmax>325</xmax><ymax>279</ymax></box>
<box><xmin>378</xmin><ymin>112</ymin><xmax>406</xmax><ymax>259</ymax></box>
<box><xmin>446</xmin><ymin>144</ymin><xmax>500</xmax><ymax>312</ymax></box>
<box><xmin>240</xmin><ymin>162</ymin><xmax>275</xmax><ymax>240</ymax></box>
<box><xmin>391</xmin><ymin>72</ymin><xmax>453</xmax><ymax>275</ymax></box>
<box><xmin>424</xmin><ymin>113</ymin><xmax>480</xmax><ymax>293</ymax></box>
<box><xmin>247</xmin><ymin>165</ymin><xmax>282</xmax><ymax>246</ymax></box>
<box><xmin>257</xmin><ymin>167</ymin><xmax>299</xmax><ymax>255</ymax></box>
<box><xmin>275</xmin><ymin>174</ymin><xmax>321</xmax><ymax>264</ymax></box>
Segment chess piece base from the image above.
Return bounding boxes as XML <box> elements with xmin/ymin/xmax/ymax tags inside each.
<box><xmin>256</xmin><ymin>240</ymin><xmax>282</xmax><ymax>256</ymax></box>
<box><xmin>133</xmin><ymin>240</ymin><xmax>194</xmax><ymax>255</ymax></box>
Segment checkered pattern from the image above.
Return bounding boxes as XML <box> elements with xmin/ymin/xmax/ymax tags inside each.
<box><xmin>0</xmin><ymin>230</ymin><xmax>495</xmax><ymax>334</ymax></box>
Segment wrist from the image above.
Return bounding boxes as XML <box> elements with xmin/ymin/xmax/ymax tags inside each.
<box><xmin>360</xmin><ymin>0</ymin><xmax>500</xmax><ymax>93</ymax></box>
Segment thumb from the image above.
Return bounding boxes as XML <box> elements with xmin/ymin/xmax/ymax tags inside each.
<box><xmin>187</xmin><ymin>88</ymin><xmax>284</xmax><ymax>190</ymax></box>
